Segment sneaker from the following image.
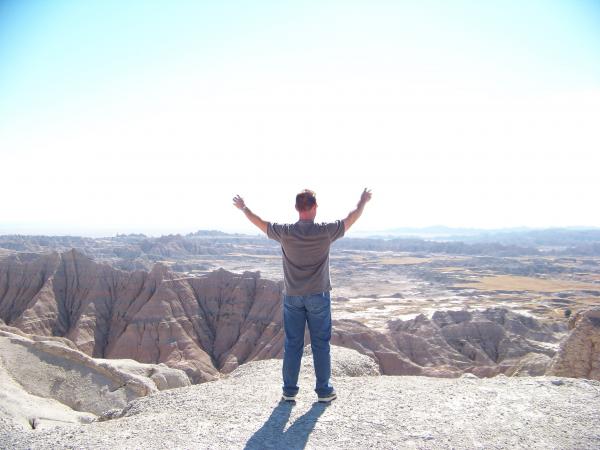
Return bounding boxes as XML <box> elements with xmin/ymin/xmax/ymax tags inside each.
<box><xmin>281</xmin><ymin>393</ymin><xmax>297</xmax><ymax>402</ymax></box>
<box><xmin>317</xmin><ymin>391</ymin><xmax>337</xmax><ymax>404</ymax></box>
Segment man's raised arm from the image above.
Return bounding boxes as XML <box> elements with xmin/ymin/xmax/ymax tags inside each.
<box><xmin>233</xmin><ymin>195</ymin><xmax>268</xmax><ymax>234</ymax></box>
<box><xmin>342</xmin><ymin>188</ymin><xmax>372</xmax><ymax>232</ymax></box>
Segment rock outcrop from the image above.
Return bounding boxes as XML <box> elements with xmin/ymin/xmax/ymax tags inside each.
<box><xmin>0</xmin><ymin>327</ymin><xmax>190</xmax><ymax>429</ymax></box>
<box><xmin>0</xmin><ymin>362</ymin><xmax>96</xmax><ymax>431</ymax></box>
<box><xmin>4</xmin><ymin>356</ymin><xmax>600</xmax><ymax>449</ymax></box>
<box><xmin>546</xmin><ymin>308</ymin><xmax>600</xmax><ymax>380</ymax></box>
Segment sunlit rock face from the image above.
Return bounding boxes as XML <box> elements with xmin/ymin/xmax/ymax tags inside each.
<box><xmin>0</xmin><ymin>251</ymin><xmax>284</xmax><ymax>383</ymax></box>
<box><xmin>546</xmin><ymin>308</ymin><xmax>600</xmax><ymax>381</ymax></box>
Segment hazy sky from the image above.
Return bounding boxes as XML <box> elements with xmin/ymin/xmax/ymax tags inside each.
<box><xmin>1</xmin><ymin>0</ymin><xmax>599</xmax><ymax>236</ymax></box>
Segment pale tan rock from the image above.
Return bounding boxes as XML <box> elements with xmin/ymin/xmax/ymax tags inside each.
<box><xmin>0</xmin><ymin>332</ymin><xmax>150</xmax><ymax>413</ymax></box>
<box><xmin>546</xmin><ymin>308</ymin><xmax>600</xmax><ymax>380</ymax></box>
<box><xmin>0</xmin><ymin>363</ymin><xmax>95</xmax><ymax>430</ymax></box>
<box><xmin>0</xmin><ymin>328</ymin><xmax>191</xmax><ymax>432</ymax></box>
<box><xmin>0</xmin><ymin>328</ymin><xmax>190</xmax><ymax>417</ymax></box>
<box><xmin>94</xmin><ymin>359</ymin><xmax>190</xmax><ymax>391</ymax></box>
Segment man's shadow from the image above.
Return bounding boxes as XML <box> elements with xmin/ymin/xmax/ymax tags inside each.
<box><xmin>244</xmin><ymin>401</ymin><xmax>327</xmax><ymax>450</ymax></box>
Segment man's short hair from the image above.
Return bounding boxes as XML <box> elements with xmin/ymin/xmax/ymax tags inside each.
<box><xmin>295</xmin><ymin>189</ymin><xmax>317</xmax><ymax>211</ymax></box>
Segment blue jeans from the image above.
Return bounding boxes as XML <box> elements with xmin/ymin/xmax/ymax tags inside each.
<box><xmin>282</xmin><ymin>291</ymin><xmax>334</xmax><ymax>397</ymax></box>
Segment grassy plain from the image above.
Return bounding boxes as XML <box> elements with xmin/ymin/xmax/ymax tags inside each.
<box><xmin>456</xmin><ymin>275</ymin><xmax>600</xmax><ymax>292</ymax></box>
<box><xmin>379</xmin><ymin>256</ymin><xmax>433</xmax><ymax>265</ymax></box>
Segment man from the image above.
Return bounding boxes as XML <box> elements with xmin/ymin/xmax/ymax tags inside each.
<box><xmin>233</xmin><ymin>188</ymin><xmax>372</xmax><ymax>404</ymax></box>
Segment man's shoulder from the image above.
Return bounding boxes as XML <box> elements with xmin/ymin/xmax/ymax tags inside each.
<box><xmin>268</xmin><ymin>222</ymin><xmax>294</xmax><ymax>235</ymax></box>
<box><xmin>323</xmin><ymin>220</ymin><xmax>345</xmax><ymax>241</ymax></box>
<box><xmin>317</xmin><ymin>220</ymin><xmax>343</xmax><ymax>227</ymax></box>
<box><xmin>307</xmin><ymin>220</ymin><xmax>345</xmax><ymax>239</ymax></box>
<box><xmin>270</xmin><ymin>222</ymin><xmax>293</xmax><ymax>229</ymax></box>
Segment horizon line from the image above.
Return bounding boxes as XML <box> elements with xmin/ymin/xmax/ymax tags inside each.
<box><xmin>2</xmin><ymin>224</ymin><xmax>600</xmax><ymax>239</ymax></box>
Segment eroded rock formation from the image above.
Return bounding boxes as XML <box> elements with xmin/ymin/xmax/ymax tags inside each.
<box><xmin>0</xmin><ymin>250</ymin><xmax>283</xmax><ymax>382</ymax></box>
<box><xmin>546</xmin><ymin>308</ymin><xmax>600</xmax><ymax>380</ymax></box>
<box><xmin>0</xmin><ymin>250</ymin><xmax>566</xmax><ymax>381</ymax></box>
<box><xmin>332</xmin><ymin>308</ymin><xmax>559</xmax><ymax>377</ymax></box>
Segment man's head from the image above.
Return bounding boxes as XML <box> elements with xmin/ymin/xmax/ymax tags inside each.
<box><xmin>295</xmin><ymin>189</ymin><xmax>317</xmax><ymax>220</ymax></box>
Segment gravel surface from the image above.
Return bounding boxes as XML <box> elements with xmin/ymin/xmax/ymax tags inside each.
<box><xmin>4</xmin><ymin>354</ymin><xmax>600</xmax><ymax>449</ymax></box>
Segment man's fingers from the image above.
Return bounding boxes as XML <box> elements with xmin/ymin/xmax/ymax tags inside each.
<box><xmin>233</xmin><ymin>195</ymin><xmax>242</xmax><ymax>208</ymax></box>
<box><xmin>233</xmin><ymin>195</ymin><xmax>246</xmax><ymax>209</ymax></box>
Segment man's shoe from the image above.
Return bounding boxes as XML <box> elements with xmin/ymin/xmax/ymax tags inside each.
<box><xmin>281</xmin><ymin>393</ymin><xmax>297</xmax><ymax>402</ymax></box>
<box><xmin>317</xmin><ymin>391</ymin><xmax>337</xmax><ymax>404</ymax></box>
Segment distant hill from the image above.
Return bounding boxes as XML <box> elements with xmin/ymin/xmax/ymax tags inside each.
<box><xmin>2</xmin><ymin>228</ymin><xmax>600</xmax><ymax>267</ymax></box>
<box><xmin>355</xmin><ymin>226</ymin><xmax>600</xmax><ymax>242</ymax></box>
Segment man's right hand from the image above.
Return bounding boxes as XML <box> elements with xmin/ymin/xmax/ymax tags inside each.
<box><xmin>233</xmin><ymin>195</ymin><xmax>246</xmax><ymax>210</ymax></box>
<box><xmin>233</xmin><ymin>195</ymin><xmax>268</xmax><ymax>234</ymax></box>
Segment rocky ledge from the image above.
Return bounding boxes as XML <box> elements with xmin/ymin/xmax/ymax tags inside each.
<box><xmin>2</xmin><ymin>345</ymin><xmax>600</xmax><ymax>450</ymax></box>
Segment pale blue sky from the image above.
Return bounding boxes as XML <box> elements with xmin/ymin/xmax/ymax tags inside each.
<box><xmin>1</xmin><ymin>0</ymin><xmax>600</xmax><ymax>236</ymax></box>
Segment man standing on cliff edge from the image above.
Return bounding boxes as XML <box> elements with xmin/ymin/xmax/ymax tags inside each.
<box><xmin>233</xmin><ymin>188</ymin><xmax>372</xmax><ymax>404</ymax></box>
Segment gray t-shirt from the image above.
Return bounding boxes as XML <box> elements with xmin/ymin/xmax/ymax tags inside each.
<box><xmin>267</xmin><ymin>219</ymin><xmax>345</xmax><ymax>296</ymax></box>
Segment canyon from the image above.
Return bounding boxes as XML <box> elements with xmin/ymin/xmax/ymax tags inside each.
<box><xmin>1</xmin><ymin>249</ymin><xmax>592</xmax><ymax>383</ymax></box>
